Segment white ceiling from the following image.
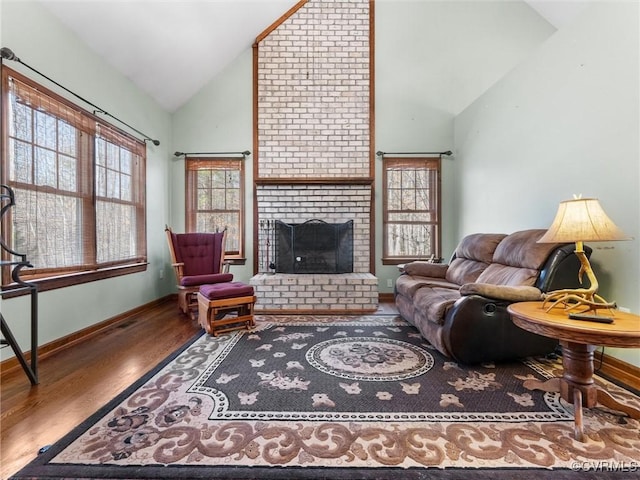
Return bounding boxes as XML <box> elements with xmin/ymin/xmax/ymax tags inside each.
<box><xmin>37</xmin><ymin>0</ymin><xmax>589</xmax><ymax>113</ymax></box>
<box><xmin>38</xmin><ymin>0</ymin><xmax>300</xmax><ymax>111</ymax></box>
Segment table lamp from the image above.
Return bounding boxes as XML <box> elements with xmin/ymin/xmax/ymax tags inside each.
<box><xmin>537</xmin><ymin>196</ymin><xmax>630</xmax><ymax>315</ymax></box>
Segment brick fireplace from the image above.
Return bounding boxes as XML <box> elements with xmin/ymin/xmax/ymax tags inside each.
<box><xmin>250</xmin><ymin>0</ymin><xmax>377</xmax><ymax>313</ymax></box>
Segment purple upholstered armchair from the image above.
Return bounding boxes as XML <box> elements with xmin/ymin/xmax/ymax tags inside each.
<box><xmin>165</xmin><ymin>226</ymin><xmax>233</xmax><ymax>317</ymax></box>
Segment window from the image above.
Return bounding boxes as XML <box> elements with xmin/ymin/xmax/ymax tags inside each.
<box><xmin>1</xmin><ymin>67</ymin><xmax>146</xmax><ymax>293</ymax></box>
<box><xmin>382</xmin><ymin>157</ymin><xmax>440</xmax><ymax>263</ymax></box>
<box><xmin>185</xmin><ymin>157</ymin><xmax>245</xmax><ymax>260</ymax></box>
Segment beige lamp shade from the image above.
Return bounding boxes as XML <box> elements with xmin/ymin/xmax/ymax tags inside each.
<box><xmin>538</xmin><ymin>198</ymin><xmax>629</xmax><ymax>243</ymax></box>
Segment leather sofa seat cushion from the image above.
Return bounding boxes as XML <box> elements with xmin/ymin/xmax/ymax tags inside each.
<box><xmin>395</xmin><ymin>274</ymin><xmax>459</xmax><ymax>298</ymax></box>
<box><xmin>412</xmin><ymin>309</ymin><xmax>449</xmax><ymax>356</ymax></box>
<box><xmin>395</xmin><ymin>291</ymin><xmax>416</xmax><ymax>322</ymax></box>
<box><xmin>445</xmin><ymin>233</ymin><xmax>506</xmax><ymax>285</ymax></box>
<box><xmin>413</xmin><ymin>286</ymin><xmax>461</xmax><ymax>326</ymax></box>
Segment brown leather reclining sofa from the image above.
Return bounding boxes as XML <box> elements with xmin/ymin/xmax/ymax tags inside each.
<box><xmin>395</xmin><ymin>229</ymin><xmax>590</xmax><ymax>364</ymax></box>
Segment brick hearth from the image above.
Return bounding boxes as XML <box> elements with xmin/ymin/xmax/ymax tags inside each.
<box><xmin>250</xmin><ymin>273</ymin><xmax>378</xmax><ymax>313</ymax></box>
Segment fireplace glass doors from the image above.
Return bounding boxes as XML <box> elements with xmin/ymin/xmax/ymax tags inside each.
<box><xmin>275</xmin><ymin>219</ymin><xmax>353</xmax><ymax>274</ymax></box>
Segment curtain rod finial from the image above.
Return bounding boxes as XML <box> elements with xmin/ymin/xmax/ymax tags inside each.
<box><xmin>243</xmin><ymin>150</ymin><xmax>251</xmax><ymax>156</ymax></box>
<box><xmin>444</xmin><ymin>151</ymin><xmax>452</xmax><ymax>156</ymax></box>
<box><xmin>376</xmin><ymin>151</ymin><xmax>384</xmax><ymax>156</ymax></box>
<box><xmin>174</xmin><ymin>151</ymin><xmax>184</xmax><ymax>157</ymax></box>
<box><xmin>1</xmin><ymin>47</ymin><xmax>19</xmax><ymax>61</ymax></box>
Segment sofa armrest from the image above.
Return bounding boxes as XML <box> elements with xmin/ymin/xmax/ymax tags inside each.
<box><xmin>459</xmin><ymin>283</ymin><xmax>543</xmax><ymax>302</ymax></box>
<box><xmin>403</xmin><ymin>261</ymin><xmax>448</xmax><ymax>278</ymax></box>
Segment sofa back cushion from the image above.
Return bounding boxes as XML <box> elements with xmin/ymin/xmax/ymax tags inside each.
<box><xmin>445</xmin><ymin>233</ymin><xmax>507</xmax><ymax>285</ymax></box>
<box><xmin>476</xmin><ymin>229</ymin><xmax>563</xmax><ymax>286</ymax></box>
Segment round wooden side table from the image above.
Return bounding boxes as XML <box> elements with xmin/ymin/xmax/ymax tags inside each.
<box><xmin>507</xmin><ymin>301</ymin><xmax>640</xmax><ymax>442</ymax></box>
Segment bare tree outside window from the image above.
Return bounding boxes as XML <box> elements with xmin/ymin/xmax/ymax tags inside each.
<box><xmin>1</xmin><ymin>67</ymin><xmax>147</xmax><ymax>290</ymax></box>
<box><xmin>383</xmin><ymin>157</ymin><xmax>440</xmax><ymax>263</ymax></box>
<box><xmin>95</xmin><ymin>135</ymin><xmax>143</xmax><ymax>264</ymax></box>
<box><xmin>185</xmin><ymin>158</ymin><xmax>244</xmax><ymax>259</ymax></box>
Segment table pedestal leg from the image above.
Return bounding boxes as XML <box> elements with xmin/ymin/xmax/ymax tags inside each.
<box><xmin>596</xmin><ymin>389</ymin><xmax>640</xmax><ymax>420</ymax></box>
<box><xmin>573</xmin><ymin>388</ymin><xmax>584</xmax><ymax>442</ymax></box>
<box><xmin>523</xmin><ymin>342</ymin><xmax>599</xmax><ymax>442</ymax></box>
<box><xmin>523</xmin><ymin>377</ymin><xmax>561</xmax><ymax>392</ymax></box>
<box><xmin>559</xmin><ymin>341</ymin><xmax>598</xmax><ymax>406</ymax></box>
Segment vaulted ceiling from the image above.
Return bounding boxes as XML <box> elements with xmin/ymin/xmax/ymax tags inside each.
<box><xmin>36</xmin><ymin>0</ymin><xmax>589</xmax><ymax>113</ymax></box>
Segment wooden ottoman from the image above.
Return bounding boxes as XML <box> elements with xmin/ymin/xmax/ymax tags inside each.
<box><xmin>197</xmin><ymin>282</ymin><xmax>256</xmax><ymax>336</ymax></box>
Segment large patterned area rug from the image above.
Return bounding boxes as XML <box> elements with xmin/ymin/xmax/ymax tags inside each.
<box><xmin>12</xmin><ymin>315</ymin><xmax>640</xmax><ymax>479</ymax></box>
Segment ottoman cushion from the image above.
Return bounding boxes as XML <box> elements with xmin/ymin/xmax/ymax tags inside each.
<box><xmin>200</xmin><ymin>282</ymin><xmax>254</xmax><ymax>300</ymax></box>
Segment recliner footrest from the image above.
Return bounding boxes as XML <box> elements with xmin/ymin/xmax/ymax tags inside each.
<box><xmin>197</xmin><ymin>282</ymin><xmax>256</xmax><ymax>336</ymax></box>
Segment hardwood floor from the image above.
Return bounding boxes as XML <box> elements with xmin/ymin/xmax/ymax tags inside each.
<box><xmin>0</xmin><ymin>298</ymin><xmax>201</xmax><ymax>480</ymax></box>
<box><xmin>0</xmin><ymin>298</ymin><xmax>399</xmax><ymax>478</ymax></box>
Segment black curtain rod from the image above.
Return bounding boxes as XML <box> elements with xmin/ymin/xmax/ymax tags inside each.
<box><xmin>377</xmin><ymin>150</ymin><xmax>452</xmax><ymax>157</ymax></box>
<box><xmin>0</xmin><ymin>47</ymin><xmax>160</xmax><ymax>146</ymax></box>
<box><xmin>174</xmin><ymin>150</ymin><xmax>251</xmax><ymax>157</ymax></box>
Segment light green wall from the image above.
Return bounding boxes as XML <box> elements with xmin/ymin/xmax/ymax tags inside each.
<box><xmin>170</xmin><ymin>48</ymin><xmax>255</xmax><ymax>283</ymax></box>
<box><xmin>453</xmin><ymin>2</ymin><xmax>640</xmax><ymax>366</ymax></box>
<box><xmin>171</xmin><ymin>0</ymin><xmax>556</xmax><ymax>291</ymax></box>
<box><xmin>374</xmin><ymin>0</ymin><xmax>555</xmax><ymax>291</ymax></box>
<box><xmin>0</xmin><ymin>1</ymin><xmax>174</xmax><ymax>361</ymax></box>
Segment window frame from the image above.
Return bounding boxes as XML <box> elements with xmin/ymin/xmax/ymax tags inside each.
<box><xmin>381</xmin><ymin>156</ymin><xmax>441</xmax><ymax>265</ymax></box>
<box><xmin>184</xmin><ymin>156</ymin><xmax>245</xmax><ymax>262</ymax></box>
<box><xmin>1</xmin><ymin>67</ymin><xmax>147</xmax><ymax>298</ymax></box>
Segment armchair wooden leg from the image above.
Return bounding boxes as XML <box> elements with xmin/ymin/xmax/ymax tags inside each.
<box><xmin>177</xmin><ymin>289</ymin><xmax>199</xmax><ymax>319</ymax></box>
<box><xmin>198</xmin><ymin>297</ymin><xmax>214</xmax><ymax>334</ymax></box>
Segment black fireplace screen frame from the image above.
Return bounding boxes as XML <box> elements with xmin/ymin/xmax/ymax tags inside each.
<box><xmin>275</xmin><ymin>219</ymin><xmax>354</xmax><ymax>274</ymax></box>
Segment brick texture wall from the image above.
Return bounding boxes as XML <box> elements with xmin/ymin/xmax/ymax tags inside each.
<box><xmin>256</xmin><ymin>0</ymin><xmax>371</xmax><ymax>178</ymax></box>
